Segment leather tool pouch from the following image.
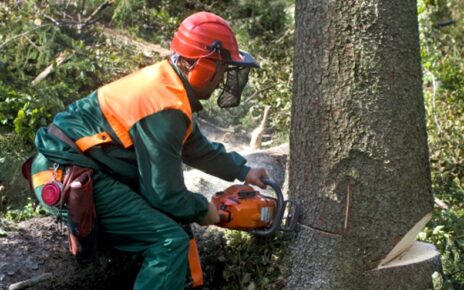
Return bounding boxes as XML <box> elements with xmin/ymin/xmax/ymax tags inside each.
<box><xmin>21</xmin><ymin>125</ymin><xmax>98</xmax><ymax>257</ymax></box>
<box><xmin>22</xmin><ymin>159</ymin><xmax>98</xmax><ymax>256</ymax></box>
<box><xmin>60</xmin><ymin>166</ymin><xmax>98</xmax><ymax>256</ymax></box>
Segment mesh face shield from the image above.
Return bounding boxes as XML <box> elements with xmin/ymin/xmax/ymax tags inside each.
<box><xmin>216</xmin><ymin>50</ymin><xmax>258</xmax><ymax>108</ymax></box>
<box><xmin>217</xmin><ymin>66</ymin><xmax>251</xmax><ymax>108</ymax></box>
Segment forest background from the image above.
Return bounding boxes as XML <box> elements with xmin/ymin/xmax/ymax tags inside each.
<box><xmin>0</xmin><ymin>0</ymin><xmax>462</xmax><ymax>289</ymax></box>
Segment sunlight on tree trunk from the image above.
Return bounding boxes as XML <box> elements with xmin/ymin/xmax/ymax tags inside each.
<box><xmin>284</xmin><ymin>0</ymin><xmax>442</xmax><ymax>288</ymax></box>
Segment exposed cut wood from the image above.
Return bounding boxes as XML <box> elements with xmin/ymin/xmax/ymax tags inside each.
<box><xmin>364</xmin><ymin>242</ymin><xmax>441</xmax><ymax>290</ymax></box>
<box><xmin>378</xmin><ymin>212</ymin><xmax>433</xmax><ymax>267</ymax></box>
<box><xmin>376</xmin><ymin>241</ymin><xmax>439</xmax><ymax>270</ymax></box>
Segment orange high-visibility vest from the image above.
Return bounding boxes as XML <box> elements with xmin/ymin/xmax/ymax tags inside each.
<box><xmin>75</xmin><ymin>60</ymin><xmax>193</xmax><ymax>152</ymax></box>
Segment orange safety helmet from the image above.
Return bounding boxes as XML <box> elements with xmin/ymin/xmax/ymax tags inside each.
<box><xmin>170</xmin><ymin>12</ymin><xmax>259</xmax><ymax>108</ymax></box>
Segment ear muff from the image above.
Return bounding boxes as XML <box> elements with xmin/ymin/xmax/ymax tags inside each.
<box><xmin>187</xmin><ymin>58</ymin><xmax>217</xmax><ymax>90</ymax></box>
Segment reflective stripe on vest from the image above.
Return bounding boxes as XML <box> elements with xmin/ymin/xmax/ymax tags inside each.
<box><xmin>32</xmin><ymin>169</ymin><xmax>63</xmax><ymax>189</ymax></box>
<box><xmin>75</xmin><ymin>132</ymin><xmax>113</xmax><ymax>152</ymax></box>
<box><xmin>97</xmin><ymin>60</ymin><xmax>193</xmax><ymax>149</ymax></box>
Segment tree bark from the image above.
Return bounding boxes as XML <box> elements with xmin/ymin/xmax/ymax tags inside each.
<box><xmin>285</xmin><ymin>0</ymin><xmax>441</xmax><ymax>288</ymax></box>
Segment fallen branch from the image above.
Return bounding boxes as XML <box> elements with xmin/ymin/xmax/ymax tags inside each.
<box><xmin>43</xmin><ymin>1</ymin><xmax>114</xmax><ymax>33</ymax></box>
<box><xmin>0</xmin><ymin>25</ymin><xmax>50</xmax><ymax>49</ymax></box>
<box><xmin>77</xmin><ymin>0</ymin><xmax>115</xmax><ymax>32</ymax></box>
<box><xmin>242</xmin><ymin>85</ymin><xmax>276</xmax><ymax>105</ymax></box>
<box><xmin>8</xmin><ymin>273</ymin><xmax>52</xmax><ymax>290</ymax></box>
<box><xmin>43</xmin><ymin>14</ymin><xmax>61</xmax><ymax>26</ymax></box>
<box><xmin>31</xmin><ymin>51</ymin><xmax>72</xmax><ymax>86</ymax></box>
<box><xmin>434</xmin><ymin>197</ymin><xmax>448</xmax><ymax>210</ymax></box>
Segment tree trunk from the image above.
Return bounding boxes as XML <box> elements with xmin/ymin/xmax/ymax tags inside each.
<box><xmin>285</xmin><ymin>0</ymin><xmax>441</xmax><ymax>289</ymax></box>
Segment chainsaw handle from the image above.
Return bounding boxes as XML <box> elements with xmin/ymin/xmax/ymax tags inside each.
<box><xmin>249</xmin><ymin>179</ymin><xmax>285</xmax><ymax>236</ymax></box>
<box><xmin>218</xmin><ymin>209</ymin><xmax>230</xmax><ymax>222</ymax></box>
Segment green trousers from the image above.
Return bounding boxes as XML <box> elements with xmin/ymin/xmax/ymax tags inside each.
<box><xmin>31</xmin><ymin>153</ymin><xmax>189</xmax><ymax>290</ymax></box>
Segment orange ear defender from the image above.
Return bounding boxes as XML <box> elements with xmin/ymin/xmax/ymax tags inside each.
<box><xmin>187</xmin><ymin>58</ymin><xmax>217</xmax><ymax>90</ymax></box>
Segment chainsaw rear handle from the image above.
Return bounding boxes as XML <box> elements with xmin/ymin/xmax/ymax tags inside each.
<box><xmin>217</xmin><ymin>209</ymin><xmax>230</xmax><ymax>222</ymax></box>
<box><xmin>249</xmin><ymin>179</ymin><xmax>285</xmax><ymax>236</ymax></box>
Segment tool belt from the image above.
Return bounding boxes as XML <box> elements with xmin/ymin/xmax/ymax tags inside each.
<box><xmin>22</xmin><ymin>124</ymin><xmax>98</xmax><ymax>256</ymax></box>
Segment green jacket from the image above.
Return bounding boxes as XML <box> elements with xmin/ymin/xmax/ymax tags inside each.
<box><xmin>35</xmin><ymin>62</ymin><xmax>250</xmax><ymax>224</ymax></box>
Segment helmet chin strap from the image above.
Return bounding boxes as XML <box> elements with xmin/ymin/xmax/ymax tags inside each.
<box><xmin>170</xmin><ymin>53</ymin><xmax>180</xmax><ymax>65</ymax></box>
<box><xmin>169</xmin><ymin>54</ymin><xmax>192</xmax><ymax>80</ymax></box>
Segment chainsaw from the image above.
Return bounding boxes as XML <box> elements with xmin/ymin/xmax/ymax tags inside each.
<box><xmin>212</xmin><ymin>179</ymin><xmax>299</xmax><ymax>236</ymax></box>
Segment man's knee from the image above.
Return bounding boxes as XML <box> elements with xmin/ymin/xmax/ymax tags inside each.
<box><xmin>167</xmin><ymin>228</ymin><xmax>190</xmax><ymax>254</ymax></box>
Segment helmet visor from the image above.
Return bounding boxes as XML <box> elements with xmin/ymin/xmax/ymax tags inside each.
<box><xmin>217</xmin><ymin>66</ymin><xmax>251</xmax><ymax>108</ymax></box>
<box><xmin>226</xmin><ymin>50</ymin><xmax>260</xmax><ymax>68</ymax></box>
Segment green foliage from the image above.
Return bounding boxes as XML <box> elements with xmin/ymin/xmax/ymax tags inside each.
<box><xmin>420</xmin><ymin>205</ymin><xmax>464</xmax><ymax>289</ymax></box>
<box><xmin>112</xmin><ymin>0</ymin><xmax>181</xmax><ymax>44</ymax></box>
<box><xmin>14</xmin><ymin>99</ymin><xmax>52</xmax><ymax>142</ymax></box>
<box><xmin>0</xmin><ymin>1</ymin><xmax>152</xmax><ymax>143</ymax></box>
<box><xmin>0</xmin><ymin>133</ymin><xmax>35</xmax><ymax>212</ymax></box>
<box><xmin>4</xmin><ymin>197</ymin><xmax>47</xmax><ymax>222</ymax></box>
<box><xmin>0</xmin><ymin>83</ymin><xmax>29</xmax><ymax>129</ymax></box>
<box><xmin>221</xmin><ymin>230</ymin><xmax>292</xmax><ymax>290</ymax></box>
<box><xmin>0</xmin><ymin>218</ymin><xmax>15</xmax><ymax>237</ymax></box>
<box><xmin>0</xmin><ymin>0</ymin><xmax>293</xmax><ymax>144</ymax></box>
<box><xmin>418</xmin><ymin>0</ymin><xmax>464</xmax><ymax>288</ymax></box>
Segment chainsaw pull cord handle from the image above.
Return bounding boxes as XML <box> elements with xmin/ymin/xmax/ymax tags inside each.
<box><xmin>249</xmin><ymin>179</ymin><xmax>285</xmax><ymax>236</ymax></box>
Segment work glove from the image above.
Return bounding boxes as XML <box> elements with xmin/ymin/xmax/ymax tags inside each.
<box><xmin>245</xmin><ymin>167</ymin><xmax>269</xmax><ymax>189</ymax></box>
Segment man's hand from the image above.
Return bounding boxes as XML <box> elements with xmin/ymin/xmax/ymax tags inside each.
<box><xmin>245</xmin><ymin>167</ymin><xmax>269</xmax><ymax>189</ymax></box>
<box><xmin>198</xmin><ymin>202</ymin><xmax>220</xmax><ymax>226</ymax></box>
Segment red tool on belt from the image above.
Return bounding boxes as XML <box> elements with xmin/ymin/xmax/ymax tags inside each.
<box><xmin>212</xmin><ymin>179</ymin><xmax>299</xmax><ymax>236</ymax></box>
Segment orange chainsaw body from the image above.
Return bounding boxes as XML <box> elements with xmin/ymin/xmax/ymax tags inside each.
<box><xmin>212</xmin><ymin>184</ymin><xmax>276</xmax><ymax>230</ymax></box>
